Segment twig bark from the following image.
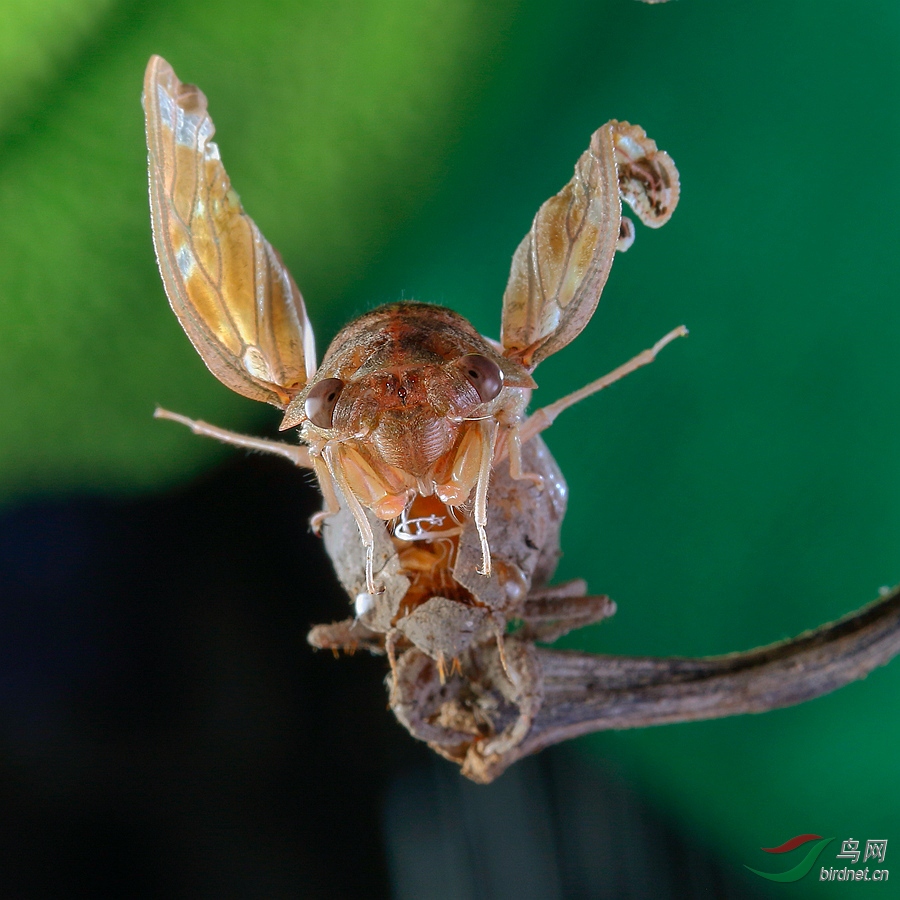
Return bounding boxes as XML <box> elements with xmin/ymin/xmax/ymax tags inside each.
<box><xmin>460</xmin><ymin>586</ymin><xmax>900</xmax><ymax>782</ymax></box>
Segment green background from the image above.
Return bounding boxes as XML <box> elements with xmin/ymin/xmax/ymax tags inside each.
<box><xmin>2</xmin><ymin>0</ymin><xmax>897</xmax><ymax>893</ymax></box>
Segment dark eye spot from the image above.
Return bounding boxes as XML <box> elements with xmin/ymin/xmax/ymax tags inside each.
<box><xmin>305</xmin><ymin>378</ymin><xmax>345</xmax><ymax>428</ymax></box>
<box><xmin>457</xmin><ymin>354</ymin><xmax>503</xmax><ymax>403</ymax></box>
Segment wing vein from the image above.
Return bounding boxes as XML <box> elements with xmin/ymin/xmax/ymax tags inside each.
<box><xmin>143</xmin><ymin>55</ymin><xmax>315</xmax><ymax>408</ymax></box>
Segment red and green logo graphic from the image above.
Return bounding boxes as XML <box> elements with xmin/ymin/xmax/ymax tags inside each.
<box><xmin>745</xmin><ymin>834</ymin><xmax>834</xmax><ymax>882</ymax></box>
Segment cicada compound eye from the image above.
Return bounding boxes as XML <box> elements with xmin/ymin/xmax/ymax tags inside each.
<box><xmin>457</xmin><ymin>354</ymin><xmax>503</xmax><ymax>403</ymax></box>
<box><xmin>305</xmin><ymin>378</ymin><xmax>345</xmax><ymax>428</ymax></box>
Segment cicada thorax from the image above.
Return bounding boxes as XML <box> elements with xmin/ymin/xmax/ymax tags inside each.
<box><xmin>290</xmin><ymin>302</ymin><xmax>535</xmax><ymax>524</ymax></box>
<box><xmin>318</xmin><ymin>415</ymin><xmax>499</xmax><ymax>521</ymax></box>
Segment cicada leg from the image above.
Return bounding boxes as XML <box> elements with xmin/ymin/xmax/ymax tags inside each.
<box><xmin>309</xmin><ymin>453</ymin><xmax>343</xmax><ymax>534</ymax></box>
<box><xmin>434</xmin><ymin>419</ymin><xmax>498</xmax><ymax>578</ymax></box>
<box><xmin>385</xmin><ymin>629</ymin><xmax>401</xmax><ymax>706</ymax></box>
<box><xmin>519</xmin><ymin>579</ymin><xmax>617</xmax><ymax>643</ymax></box>
<box><xmin>322</xmin><ymin>444</ymin><xmax>380</xmax><ymax>594</ymax></box>
<box><xmin>472</xmin><ymin>420</ymin><xmax>498</xmax><ymax>577</ymax></box>
<box><xmin>503</xmin><ymin>422</ymin><xmax>545</xmax><ymax>489</ymax></box>
<box><xmin>155</xmin><ymin>407</ymin><xmax>312</xmax><ymax>468</ymax></box>
<box><xmin>514</xmin><ymin>325</ymin><xmax>688</xmax><ymax>448</ymax></box>
<box><xmin>480</xmin><ymin>634</ymin><xmax>542</xmax><ymax>758</ymax></box>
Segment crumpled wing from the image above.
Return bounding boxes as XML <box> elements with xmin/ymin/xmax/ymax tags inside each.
<box><xmin>612</xmin><ymin>121</ymin><xmax>680</xmax><ymax>229</ymax></box>
<box><xmin>500</xmin><ymin>120</ymin><xmax>679</xmax><ymax>370</ymax></box>
<box><xmin>143</xmin><ymin>55</ymin><xmax>316</xmax><ymax>409</ymax></box>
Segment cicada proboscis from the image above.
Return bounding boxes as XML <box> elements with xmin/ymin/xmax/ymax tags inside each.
<box><xmin>143</xmin><ymin>55</ymin><xmax>685</xmax><ymax>763</ymax></box>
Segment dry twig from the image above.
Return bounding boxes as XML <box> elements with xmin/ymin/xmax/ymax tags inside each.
<box><xmin>469</xmin><ymin>586</ymin><xmax>900</xmax><ymax>781</ymax></box>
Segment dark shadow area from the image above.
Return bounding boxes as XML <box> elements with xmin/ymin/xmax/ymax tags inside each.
<box><xmin>385</xmin><ymin>750</ymin><xmax>763</xmax><ymax>900</ymax></box>
<box><xmin>0</xmin><ymin>455</ymin><xmax>420</xmax><ymax>897</ymax></box>
<box><xmin>0</xmin><ymin>455</ymin><xmax>758</xmax><ymax>898</ymax></box>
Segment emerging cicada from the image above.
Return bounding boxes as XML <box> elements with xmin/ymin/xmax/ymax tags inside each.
<box><xmin>143</xmin><ymin>57</ymin><xmax>685</xmax><ymax>767</ymax></box>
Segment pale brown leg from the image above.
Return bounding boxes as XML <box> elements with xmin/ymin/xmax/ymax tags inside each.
<box><xmin>480</xmin><ymin>636</ymin><xmax>542</xmax><ymax>757</ymax></box>
<box><xmin>323</xmin><ymin>444</ymin><xmax>379</xmax><ymax>594</ymax></box>
<box><xmin>505</xmin><ymin>423</ymin><xmax>545</xmax><ymax>488</ymax></box>
<box><xmin>307</xmin><ymin>617</ymin><xmax>385</xmax><ymax>655</ymax></box>
<box><xmin>474</xmin><ymin>420</ymin><xmax>498</xmax><ymax>576</ymax></box>
<box><xmin>309</xmin><ymin>453</ymin><xmax>343</xmax><ymax>534</ymax></box>
<box><xmin>512</xmin><ymin>325</ymin><xmax>688</xmax><ymax>450</ymax></box>
<box><xmin>519</xmin><ymin>579</ymin><xmax>617</xmax><ymax>643</ymax></box>
<box><xmin>492</xmin><ymin>615</ymin><xmax>511</xmax><ymax>679</ymax></box>
<box><xmin>385</xmin><ymin>630</ymin><xmax>401</xmax><ymax>705</ymax></box>
<box><xmin>154</xmin><ymin>407</ymin><xmax>313</xmax><ymax>469</ymax></box>
<box><xmin>435</xmin><ymin>652</ymin><xmax>448</xmax><ymax>685</ymax></box>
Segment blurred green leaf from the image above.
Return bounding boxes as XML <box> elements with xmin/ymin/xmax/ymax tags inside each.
<box><xmin>0</xmin><ymin>0</ymin><xmax>115</xmax><ymax>133</ymax></box>
<box><xmin>0</xmin><ymin>0</ymin><xmax>517</xmax><ymax>498</ymax></box>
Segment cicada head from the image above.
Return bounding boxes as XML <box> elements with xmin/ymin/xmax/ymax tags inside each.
<box><xmin>279</xmin><ymin>302</ymin><xmax>535</xmax><ymax>519</ymax></box>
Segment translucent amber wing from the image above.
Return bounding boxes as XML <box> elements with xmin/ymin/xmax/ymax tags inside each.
<box><xmin>500</xmin><ymin>120</ymin><xmax>679</xmax><ymax>370</ymax></box>
<box><xmin>142</xmin><ymin>55</ymin><xmax>315</xmax><ymax>409</ymax></box>
<box><xmin>500</xmin><ymin>124</ymin><xmax>620</xmax><ymax>371</ymax></box>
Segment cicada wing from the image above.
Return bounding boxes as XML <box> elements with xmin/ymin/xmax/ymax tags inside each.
<box><xmin>611</xmin><ymin>120</ymin><xmax>679</xmax><ymax>230</ymax></box>
<box><xmin>499</xmin><ymin>124</ymin><xmax>620</xmax><ymax>371</ymax></box>
<box><xmin>143</xmin><ymin>55</ymin><xmax>316</xmax><ymax>409</ymax></box>
<box><xmin>499</xmin><ymin>121</ymin><xmax>679</xmax><ymax>371</ymax></box>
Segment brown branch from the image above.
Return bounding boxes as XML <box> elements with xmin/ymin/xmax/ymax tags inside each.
<box><xmin>465</xmin><ymin>586</ymin><xmax>900</xmax><ymax>781</ymax></box>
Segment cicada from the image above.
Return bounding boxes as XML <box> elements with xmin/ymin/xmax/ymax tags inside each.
<box><xmin>143</xmin><ymin>56</ymin><xmax>684</xmax><ymax>763</ymax></box>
